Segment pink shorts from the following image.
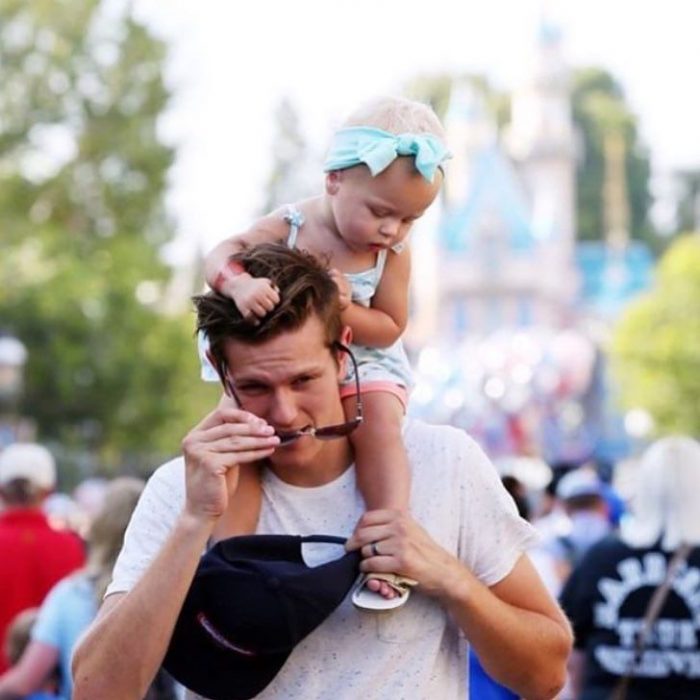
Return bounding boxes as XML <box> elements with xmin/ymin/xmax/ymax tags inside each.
<box><xmin>339</xmin><ymin>380</ymin><xmax>408</xmax><ymax>413</ymax></box>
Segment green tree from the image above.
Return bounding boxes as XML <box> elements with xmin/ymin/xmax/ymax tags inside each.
<box><xmin>611</xmin><ymin>235</ymin><xmax>700</xmax><ymax>435</ymax></box>
<box><xmin>0</xmin><ymin>0</ymin><xmax>218</xmax><ymax>474</ymax></box>
<box><xmin>674</xmin><ymin>168</ymin><xmax>700</xmax><ymax>233</ymax></box>
<box><xmin>572</xmin><ymin>67</ymin><xmax>656</xmax><ymax>248</ymax></box>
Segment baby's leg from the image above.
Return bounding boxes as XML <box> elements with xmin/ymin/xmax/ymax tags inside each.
<box><xmin>343</xmin><ymin>390</ymin><xmax>410</xmax><ymax>513</ymax></box>
<box><xmin>344</xmin><ymin>390</ymin><xmax>412</xmax><ymax>603</ymax></box>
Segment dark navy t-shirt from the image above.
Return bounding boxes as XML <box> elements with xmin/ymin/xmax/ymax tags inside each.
<box><xmin>560</xmin><ymin>535</ymin><xmax>700</xmax><ymax>700</ymax></box>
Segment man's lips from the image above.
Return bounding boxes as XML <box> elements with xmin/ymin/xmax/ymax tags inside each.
<box><xmin>274</xmin><ymin>425</ymin><xmax>313</xmax><ymax>445</ymax></box>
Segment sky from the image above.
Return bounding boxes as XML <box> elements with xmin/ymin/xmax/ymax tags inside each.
<box><xmin>134</xmin><ymin>0</ymin><xmax>700</xmax><ymax>262</ymax></box>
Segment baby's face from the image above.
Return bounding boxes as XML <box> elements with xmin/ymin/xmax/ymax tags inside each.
<box><xmin>327</xmin><ymin>157</ymin><xmax>442</xmax><ymax>253</ymax></box>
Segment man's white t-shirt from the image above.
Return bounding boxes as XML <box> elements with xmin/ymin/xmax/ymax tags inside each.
<box><xmin>108</xmin><ymin>419</ymin><xmax>538</xmax><ymax>699</ymax></box>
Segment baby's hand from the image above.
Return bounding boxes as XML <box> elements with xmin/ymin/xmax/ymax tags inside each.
<box><xmin>229</xmin><ymin>275</ymin><xmax>280</xmax><ymax>321</ymax></box>
<box><xmin>329</xmin><ymin>268</ymin><xmax>351</xmax><ymax>310</ymax></box>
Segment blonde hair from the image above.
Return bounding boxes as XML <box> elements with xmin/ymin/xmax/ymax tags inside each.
<box><xmin>621</xmin><ymin>436</ymin><xmax>700</xmax><ymax>550</ymax></box>
<box><xmin>342</xmin><ymin>96</ymin><xmax>446</xmax><ymax>141</ymax></box>
<box><xmin>85</xmin><ymin>476</ymin><xmax>144</xmax><ymax>601</ymax></box>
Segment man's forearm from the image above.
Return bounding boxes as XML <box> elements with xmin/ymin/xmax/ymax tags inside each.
<box><xmin>72</xmin><ymin>512</ymin><xmax>213</xmax><ymax>700</ymax></box>
<box><xmin>443</xmin><ymin>562</ymin><xmax>572</xmax><ymax>700</ymax></box>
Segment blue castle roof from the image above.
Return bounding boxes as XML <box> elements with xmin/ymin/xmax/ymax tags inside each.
<box><xmin>440</xmin><ymin>145</ymin><xmax>536</xmax><ymax>254</ymax></box>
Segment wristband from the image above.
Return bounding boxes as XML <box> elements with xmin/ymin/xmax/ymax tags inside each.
<box><xmin>213</xmin><ymin>258</ymin><xmax>246</xmax><ymax>292</ymax></box>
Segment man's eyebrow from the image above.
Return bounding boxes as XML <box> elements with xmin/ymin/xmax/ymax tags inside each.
<box><xmin>233</xmin><ymin>365</ymin><xmax>324</xmax><ymax>384</ymax></box>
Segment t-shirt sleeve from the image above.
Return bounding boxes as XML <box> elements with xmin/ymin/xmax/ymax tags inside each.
<box><xmin>457</xmin><ymin>434</ymin><xmax>540</xmax><ymax>587</ymax></box>
<box><xmin>31</xmin><ymin>579</ymin><xmax>68</xmax><ymax>649</ymax></box>
<box><xmin>105</xmin><ymin>458</ymin><xmax>186</xmax><ymax>597</ymax></box>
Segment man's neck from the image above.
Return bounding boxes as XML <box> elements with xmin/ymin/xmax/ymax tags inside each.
<box><xmin>267</xmin><ymin>438</ymin><xmax>354</xmax><ymax>488</ymax></box>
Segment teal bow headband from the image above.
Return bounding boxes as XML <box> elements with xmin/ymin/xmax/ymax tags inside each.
<box><xmin>323</xmin><ymin>126</ymin><xmax>451</xmax><ymax>183</ymax></box>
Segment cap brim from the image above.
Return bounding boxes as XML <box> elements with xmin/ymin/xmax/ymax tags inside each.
<box><xmin>164</xmin><ymin>585</ymin><xmax>291</xmax><ymax>700</ymax></box>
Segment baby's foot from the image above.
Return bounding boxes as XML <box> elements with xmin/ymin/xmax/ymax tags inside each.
<box><xmin>351</xmin><ymin>573</ymin><xmax>418</xmax><ymax>610</ymax></box>
<box><xmin>365</xmin><ymin>575</ymin><xmax>399</xmax><ymax>599</ymax></box>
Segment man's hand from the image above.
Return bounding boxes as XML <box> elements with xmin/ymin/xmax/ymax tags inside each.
<box><xmin>223</xmin><ymin>274</ymin><xmax>280</xmax><ymax>321</ymax></box>
<box><xmin>345</xmin><ymin>510</ymin><xmax>463</xmax><ymax>600</ymax></box>
<box><xmin>180</xmin><ymin>405</ymin><xmax>280</xmax><ymax>523</ymax></box>
<box><xmin>329</xmin><ymin>268</ymin><xmax>352</xmax><ymax>311</ymax></box>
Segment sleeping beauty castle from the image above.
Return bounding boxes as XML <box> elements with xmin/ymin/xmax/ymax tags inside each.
<box><xmin>405</xmin><ymin>22</ymin><xmax>654</xmax><ymax>466</ymax></box>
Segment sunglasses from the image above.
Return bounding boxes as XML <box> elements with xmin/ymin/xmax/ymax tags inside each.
<box><xmin>221</xmin><ymin>341</ymin><xmax>363</xmax><ymax>445</ymax></box>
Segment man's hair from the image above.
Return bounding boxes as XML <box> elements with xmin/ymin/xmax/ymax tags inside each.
<box><xmin>0</xmin><ymin>479</ymin><xmax>42</xmax><ymax>506</ymax></box>
<box><xmin>342</xmin><ymin>95</ymin><xmax>446</xmax><ymax>141</ymax></box>
<box><xmin>194</xmin><ymin>243</ymin><xmax>342</xmax><ymax>379</ymax></box>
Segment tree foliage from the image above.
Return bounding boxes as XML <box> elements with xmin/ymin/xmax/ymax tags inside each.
<box><xmin>572</xmin><ymin>67</ymin><xmax>656</xmax><ymax>247</ymax></box>
<box><xmin>674</xmin><ymin>168</ymin><xmax>700</xmax><ymax>233</ymax></box>
<box><xmin>0</xmin><ymin>0</ymin><xmax>218</xmax><ymax>474</ymax></box>
<box><xmin>611</xmin><ymin>235</ymin><xmax>700</xmax><ymax>435</ymax></box>
<box><xmin>405</xmin><ymin>72</ymin><xmax>511</xmax><ymax>130</ymax></box>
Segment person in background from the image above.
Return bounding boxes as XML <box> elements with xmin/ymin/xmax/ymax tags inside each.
<box><xmin>0</xmin><ymin>444</ymin><xmax>84</xmax><ymax>673</ymax></box>
<box><xmin>2</xmin><ymin>609</ymin><xmax>58</xmax><ymax>700</ymax></box>
<box><xmin>0</xmin><ymin>477</ymin><xmax>173</xmax><ymax>700</ymax></box>
<box><xmin>548</xmin><ymin>468</ymin><xmax>611</xmax><ymax>590</ymax></box>
<box><xmin>560</xmin><ymin>436</ymin><xmax>700</xmax><ymax>699</ymax></box>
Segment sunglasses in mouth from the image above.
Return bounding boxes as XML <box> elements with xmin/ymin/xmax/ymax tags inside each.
<box><xmin>221</xmin><ymin>342</ymin><xmax>363</xmax><ymax>444</ymax></box>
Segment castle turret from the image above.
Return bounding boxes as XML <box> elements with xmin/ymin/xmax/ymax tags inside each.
<box><xmin>506</xmin><ymin>20</ymin><xmax>578</xmax><ymax>319</ymax></box>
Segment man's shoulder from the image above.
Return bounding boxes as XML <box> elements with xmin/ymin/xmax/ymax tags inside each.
<box><xmin>148</xmin><ymin>455</ymin><xmax>186</xmax><ymax>490</ymax></box>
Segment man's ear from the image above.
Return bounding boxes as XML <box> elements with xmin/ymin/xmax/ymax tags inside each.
<box><xmin>335</xmin><ymin>326</ymin><xmax>353</xmax><ymax>379</ymax></box>
<box><xmin>339</xmin><ymin>325</ymin><xmax>352</xmax><ymax>346</ymax></box>
<box><xmin>325</xmin><ymin>170</ymin><xmax>341</xmax><ymax>195</ymax></box>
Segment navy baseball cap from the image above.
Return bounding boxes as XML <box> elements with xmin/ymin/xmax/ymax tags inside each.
<box><xmin>163</xmin><ymin>534</ymin><xmax>360</xmax><ymax>700</ymax></box>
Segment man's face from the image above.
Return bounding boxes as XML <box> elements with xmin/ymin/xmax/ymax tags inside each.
<box><xmin>221</xmin><ymin>316</ymin><xmax>348</xmax><ymax>476</ymax></box>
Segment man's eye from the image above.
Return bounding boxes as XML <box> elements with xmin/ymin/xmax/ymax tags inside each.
<box><xmin>239</xmin><ymin>384</ymin><xmax>267</xmax><ymax>395</ymax></box>
<box><xmin>292</xmin><ymin>376</ymin><xmax>314</xmax><ymax>388</ymax></box>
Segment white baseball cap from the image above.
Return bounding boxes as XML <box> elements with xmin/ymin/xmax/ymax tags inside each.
<box><xmin>556</xmin><ymin>467</ymin><xmax>603</xmax><ymax>501</ymax></box>
<box><xmin>0</xmin><ymin>443</ymin><xmax>57</xmax><ymax>490</ymax></box>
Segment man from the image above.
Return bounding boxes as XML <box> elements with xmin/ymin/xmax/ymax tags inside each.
<box><xmin>73</xmin><ymin>244</ymin><xmax>572</xmax><ymax>700</ymax></box>
<box><xmin>0</xmin><ymin>443</ymin><xmax>84</xmax><ymax>672</ymax></box>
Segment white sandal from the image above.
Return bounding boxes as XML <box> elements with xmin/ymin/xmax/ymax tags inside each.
<box><xmin>351</xmin><ymin>573</ymin><xmax>418</xmax><ymax>611</ymax></box>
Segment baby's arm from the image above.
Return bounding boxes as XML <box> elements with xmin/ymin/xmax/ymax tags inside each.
<box><xmin>340</xmin><ymin>246</ymin><xmax>411</xmax><ymax>348</ymax></box>
<box><xmin>203</xmin><ymin>216</ymin><xmax>287</xmax><ymax>319</ymax></box>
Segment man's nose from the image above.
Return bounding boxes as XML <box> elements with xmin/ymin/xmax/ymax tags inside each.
<box><xmin>269</xmin><ymin>389</ymin><xmax>298</xmax><ymax>426</ymax></box>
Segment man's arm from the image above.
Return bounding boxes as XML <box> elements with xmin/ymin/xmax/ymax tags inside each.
<box><xmin>445</xmin><ymin>554</ymin><xmax>572</xmax><ymax>699</ymax></box>
<box><xmin>72</xmin><ymin>406</ymin><xmax>280</xmax><ymax>700</ymax></box>
<box><xmin>71</xmin><ymin>513</ymin><xmax>212</xmax><ymax>700</ymax></box>
<box><xmin>347</xmin><ymin>511</ymin><xmax>572</xmax><ymax>700</ymax></box>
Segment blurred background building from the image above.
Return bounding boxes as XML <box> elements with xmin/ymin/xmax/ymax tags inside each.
<box><xmin>405</xmin><ymin>22</ymin><xmax>654</xmax><ymax>464</ymax></box>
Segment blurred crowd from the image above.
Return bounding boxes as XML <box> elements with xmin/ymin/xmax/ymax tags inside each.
<box><xmin>0</xmin><ymin>443</ymin><xmax>178</xmax><ymax>700</ymax></box>
<box><xmin>473</xmin><ymin>437</ymin><xmax>700</xmax><ymax>700</ymax></box>
<box><xmin>1</xmin><ymin>435</ymin><xmax>699</xmax><ymax>699</ymax></box>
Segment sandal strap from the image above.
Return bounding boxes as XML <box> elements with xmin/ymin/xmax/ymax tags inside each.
<box><xmin>367</xmin><ymin>572</ymin><xmax>418</xmax><ymax>592</ymax></box>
